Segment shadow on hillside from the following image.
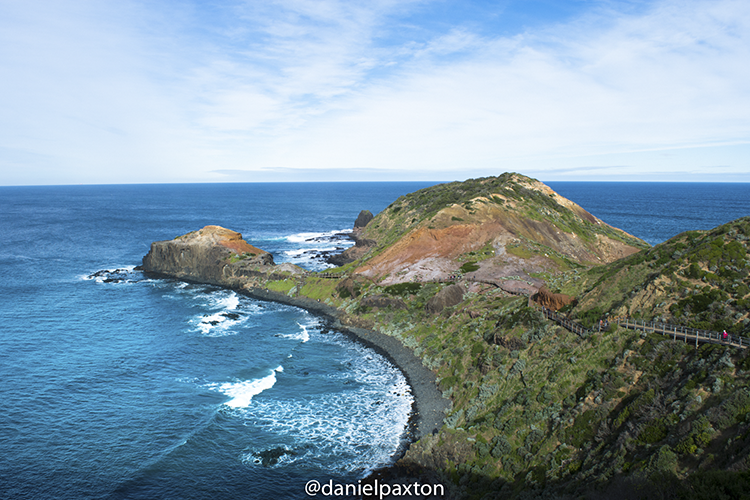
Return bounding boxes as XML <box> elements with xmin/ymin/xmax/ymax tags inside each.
<box><xmin>362</xmin><ymin>463</ymin><xmax>750</xmax><ymax>500</ymax></box>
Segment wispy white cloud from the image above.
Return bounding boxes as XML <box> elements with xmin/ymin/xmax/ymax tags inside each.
<box><xmin>0</xmin><ymin>0</ymin><xmax>748</xmax><ymax>184</ymax></box>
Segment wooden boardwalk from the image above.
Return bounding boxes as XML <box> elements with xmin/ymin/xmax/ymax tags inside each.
<box><xmin>303</xmin><ymin>272</ymin><xmax>343</xmax><ymax>279</ymax></box>
<box><xmin>536</xmin><ymin>304</ymin><xmax>590</xmax><ymax>337</ymax></box>
<box><xmin>530</xmin><ymin>301</ymin><xmax>747</xmax><ymax>350</ymax></box>
<box><xmin>614</xmin><ymin>317</ymin><xmax>747</xmax><ymax>349</ymax></box>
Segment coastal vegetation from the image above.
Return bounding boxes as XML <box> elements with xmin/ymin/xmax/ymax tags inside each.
<box><xmin>281</xmin><ymin>273</ymin><xmax>750</xmax><ymax>498</ymax></box>
<box><xmin>300</xmin><ymin>177</ymin><xmax>750</xmax><ymax>499</ymax></box>
<box><xmin>143</xmin><ymin>174</ymin><xmax>750</xmax><ymax>499</ymax></box>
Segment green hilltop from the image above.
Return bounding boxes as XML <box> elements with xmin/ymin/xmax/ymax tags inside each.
<box><xmin>568</xmin><ymin>216</ymin><xmax>750</xmax><ymax>334</ymax></box>
<box><xmin>351</xmin><ymin>173</ymin><xmax>648</xmax><ymax>274</ymax></box>
<box><xmin>291</xmin><ymin>177</ymin><xmax>750</xmax><ymax>499</ymax></box>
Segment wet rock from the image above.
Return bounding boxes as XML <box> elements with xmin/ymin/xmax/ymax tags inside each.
<box><xmin>253</xmin><ymin>447</ymin><xmax>297</xmax><ymax>467</ymax></box>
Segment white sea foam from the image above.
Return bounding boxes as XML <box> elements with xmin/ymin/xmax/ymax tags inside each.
<box><xmin>187</xmin><ymin>289</ymin><xmax>264</xmax><ymax>336</ymax></box>
<box><xmin>275</xmin><ymin>318</ymin><xmax>316</xmax><ymax>343</ymax></box>
<box><xmin>278</xmin><ymin>228</ymin><xmax>356</xmax><ymax>271</ymax></box>
<box><xmin>208</xmin><ymin>291</ymin><xmax>240</xmax><ymax>311</ymax></box>
<box><xmin>283</xmin><ymin>246</ymin><xmax>342</xmax><ymax>257</ymax></box>
<box><xmin>287</xmin><ymin>321</ymin><xmax>311</xmax><ymax>342</ymax></box>
<box><xmin>193</xmin><ymin>312</ymin><xmax>243</xmax><ymax>336</ymax></box>
<box><xmin>209</xmin><ymin>367</ymin><xmax>283</xmax><ymax>408</ymax></box>
<box><xmin>82</xmin><ymin>265</ymin><xmax>141</xmax><ymax>283</ymax></box>
<box><xmin>297</xmin><ymin>323</ymin><xmax>310</xmax><ymax>343</ymax></box>
<box><xmin>285</xmin><ymin>229</ymin><xmax>351</xmax><ymax>244</ymax></box>
<box><xmin>234</xmin><ymin>333</ymin><xmax>413</xmax><ymax>474</ymax></box>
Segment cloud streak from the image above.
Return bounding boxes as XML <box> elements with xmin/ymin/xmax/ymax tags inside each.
<box><xmin>0</xmin><ymin>0</ymin><xmax>748</xmax><ymax>184</ymax></box>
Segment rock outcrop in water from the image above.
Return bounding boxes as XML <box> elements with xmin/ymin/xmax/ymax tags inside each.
<box><xmin>354</xmin><ymin>209</ymin><xmax>374</xmax><ymax>229</ymax></box>
<box><xmin>326</xmin><ymin>210</ymin><xmax>377</xmax><ymax>266</ymax></box>
<box><xmin>141</xmin><ymin>225</ymin><xmax>300</xmax><ymax>284</ymax></box>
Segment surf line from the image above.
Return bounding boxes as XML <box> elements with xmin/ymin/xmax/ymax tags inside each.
<box><xmin>235</xmin><ymin>285</ymin><xmax>451</xmax><ymax>449</ymax></box>
<box><xmin>138</xmin><ymin>267</ymin><xmax>448</xmax><ymax>465</ymax></box>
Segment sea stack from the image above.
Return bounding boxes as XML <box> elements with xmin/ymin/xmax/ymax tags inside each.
<box><xmin>141</xmin><ymin>225</ymin><xmax>282</xmax><ymax>285</ymax></box>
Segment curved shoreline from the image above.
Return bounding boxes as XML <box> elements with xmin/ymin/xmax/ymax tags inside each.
<box><xmin>237</xmin><ymin>286</ymin><xmax>450</xmax><ymax>444</ymax></box>
<box><xmin>140</xmin><ymin>268</ymin><xmax>449</xmax><ymax>464</ymax></box>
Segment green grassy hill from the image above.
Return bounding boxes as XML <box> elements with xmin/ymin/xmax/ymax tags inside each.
<box><xmin>568</xmin><ymin>217</ymin><xmax>750</xmax><ymax>335</ymax></box>
<box><xmin>346</xmin><ymin>174</ymin><xmax>647</xmax><ymax>286</ymax></box>
<box><xmin>265</xmin><ymin>179</ymin><xmax>750</xmax><ymax>499</ymax></box>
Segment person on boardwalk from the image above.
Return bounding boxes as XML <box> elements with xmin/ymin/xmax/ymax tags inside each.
<box><xmin>723</xmin><ymin>330</ymin><xmax>729</xmax><ymax>341</ymax></box>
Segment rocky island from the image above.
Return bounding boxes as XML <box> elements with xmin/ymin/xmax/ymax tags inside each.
<box><xmin>142</xmin><ymin>173</ymin><xmax>750</xmax><ymax>499</ymax></box>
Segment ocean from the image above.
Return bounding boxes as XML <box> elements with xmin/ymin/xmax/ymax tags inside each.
<box><xmin>0</xmin><ymin>181</ymin><xmax>748</xmax><ymax>499</ymax></box>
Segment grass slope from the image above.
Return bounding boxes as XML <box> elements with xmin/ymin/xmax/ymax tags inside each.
<box><xmin>268</xmin><ymin>181</ymin><xmax>749</xmax><ymax>499</ymax></box>
<box><xmin>571</xmin><ymin>217</ymin><xmax>750</xmax><ymax>335</ymax></box>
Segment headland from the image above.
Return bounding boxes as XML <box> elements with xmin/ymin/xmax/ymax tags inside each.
<box><xmin>140</xmin><ymin>225</ymin><xmax>450</xmax><ymax>442</ymax></box>
<box><xmin>140</xmin><ymin>174</ymin><xmax>750</xmax><ymax>499</ymax></box>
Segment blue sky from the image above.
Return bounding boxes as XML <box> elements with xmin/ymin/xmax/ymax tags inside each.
<box><xmin>0</xmin><ymin>0</ymin><xmax>748</xmax><ymax>185</ymax></box>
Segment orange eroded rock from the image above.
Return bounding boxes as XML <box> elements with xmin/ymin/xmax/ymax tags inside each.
<box><xmin>193</xmin><ymin>225</ymin><xmax>266</xmax><ymax>256</ymax></box>
<box><xmin>356</xmin><ymin>224</ymin><xmax>493</xmax><ymax>282</ymax></box>
<box><xmin>534</xmin><ymin>286</ymin><xmax>575</xmax><ymax>310</ymax></box>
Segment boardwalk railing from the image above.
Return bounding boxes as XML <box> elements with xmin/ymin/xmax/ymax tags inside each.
<box><xmin>538</xmin><ymin>305</ymin><xmax>590</xmax><ymax>337</ymax></box>
<box><xmin>529</xmin><ymin>302</ymin><xmax>746</xmax><ymax>349</ymax></box>
<box><xmin>303</xmin><ymin>272</ymin><xmax>343</xmax><ymax>279</ymax></box>
<box><xmin>614</xmin><ymin>317</ymin><xmax>748</xmax><ymax>349</ymax></box>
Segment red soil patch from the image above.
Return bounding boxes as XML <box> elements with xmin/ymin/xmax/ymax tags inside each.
<box><xmin>220</xmin><ymin>239</ymin><xmax>265</xmax><ymax>255</ymax></box>
<box><xmin>534</xmin><ymin>286</ymin><xmax>575</xmax><ymax>310</ymax></box>
<box><xmin>356</xmin><ymin>223</ymin><xmax>505</xmax><ymax>280</ymax></box>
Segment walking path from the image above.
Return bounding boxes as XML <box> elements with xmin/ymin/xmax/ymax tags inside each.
<box><xmin>306</xmin><ymin>269</ymin><xmax>747</xmax><ymax>350</ymax></box>
<box><xmin>531</xmin><ymin>301</ymin><xmax>747</xmax><ymax>350</ymax></box>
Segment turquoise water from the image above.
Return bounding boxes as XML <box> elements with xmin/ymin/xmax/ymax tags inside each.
<box><xmin>0</xmin><ymin>181</ymin><xmax>748</xmax><ymax>499</ymax></box>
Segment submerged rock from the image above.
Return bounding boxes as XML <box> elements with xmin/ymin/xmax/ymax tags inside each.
<box><xmin>253</xmin><ymin>447</ymin><xmax>297</xmax><ymax>467</ymax></box>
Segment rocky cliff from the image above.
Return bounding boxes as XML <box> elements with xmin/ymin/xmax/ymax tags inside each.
<box><xmin>141</xmin><ymin>225</ymin><xmax>299</xmax><ymax>285</ymax></box>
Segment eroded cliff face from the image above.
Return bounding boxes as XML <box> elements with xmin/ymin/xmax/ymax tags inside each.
<box><xmin>141</xmin><ymin>225</ymin><xmax>281</xmax><ymax>285</ymax></box>
<box><xmin>353</xmin><ymin>174</ymin><xmax>648</xmax><ymax>286</ymax></box>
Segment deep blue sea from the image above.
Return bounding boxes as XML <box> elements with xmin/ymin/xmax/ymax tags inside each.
<box><xmin>0</xmin><ymin>181</ymin><xmax>748</xmax><ymax>499</ymax></box>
